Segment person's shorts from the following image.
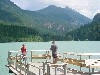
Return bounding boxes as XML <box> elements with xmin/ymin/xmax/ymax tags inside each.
<box><xmin>52</xmin><ymin>54</ymin><xmax>57</xmax><ymax>58</ymax></box>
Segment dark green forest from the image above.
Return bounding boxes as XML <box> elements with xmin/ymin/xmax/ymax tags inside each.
<box><xmin>0</xmin><ymin>23</ymin><xmax>44</xmax><ymax>42</ymax></box>
<box><xmin>0</xmin><ymin>23</ymin><xmax>66</xmax><ymax>42</ymax></box>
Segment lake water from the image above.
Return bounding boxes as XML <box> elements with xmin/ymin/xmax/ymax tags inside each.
<box><xmin>0</xmin><ymin>41</ymin><xmax>100</xmax><ymax>75</ymax></box>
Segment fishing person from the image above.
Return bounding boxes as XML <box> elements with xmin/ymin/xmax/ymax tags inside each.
<box><xmin>50</xmin><ymin>41</ymin><xmax>58</xmax><ymax>63</ymax></box>
<box><xmin>21</xmin><ymin>44</ymin><xmax>27</xmax><ymax>61</ymax></box>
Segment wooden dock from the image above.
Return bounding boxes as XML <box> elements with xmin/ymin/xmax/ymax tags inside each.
<box><xmin>6</xmin><ymin>50</ymin><xmax>100</xmax><ymax>75</ymax></box>
<box><xmin>63</xmin><ymin>52</ymin><xmax>100</xmax><ymax>74</ymax></box>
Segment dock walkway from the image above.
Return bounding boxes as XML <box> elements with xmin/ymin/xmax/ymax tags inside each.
<box><xmin>6</xmin><ymin>50</ymin><xmax>100</xmax><ymax>75</ymax></box>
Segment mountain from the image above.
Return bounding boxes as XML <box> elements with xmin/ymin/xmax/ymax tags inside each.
<box><xmin>36</xmin><ymin>5</ymin><xmax>92</xmax><ymax>31</ymax></box>
<box><xmin>0</xmin><ymin>0</ymin><xmax>92</xmax><ymax>34</ymax></box>
<box><xmin>0</xmin><ymin>0</ymin><xmax>93</xmax><ymax>42</ymax></box>
<box><xmin>66</xmin><ymin>13</ymin><xmax>100</xmax><ymax>41</ymax></box>
<box><xmin>0</xmin><ymin>0</ymin><xmax>21</xmax><ymax>23</ymax></box>
<box><xmin>92</xmin><ymin>13</ymin><xmax>100</xmax><ymax>24</ymax></box>
<box><xmin>37</xmin><ymin>5</ymin><xmax>91</xmax><ymax>24</ymax></box>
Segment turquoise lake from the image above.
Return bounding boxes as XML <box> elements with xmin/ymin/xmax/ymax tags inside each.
<box><xmin>0</xmin><ymin>41</ymin><xmax>100</xmax><ymax>75</ymax></box>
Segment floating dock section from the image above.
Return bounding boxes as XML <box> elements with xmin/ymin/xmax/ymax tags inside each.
<box><xmin>6</xmin><ymin>50</ymin><xmax>100</xmax><ymax>75</ymax></box>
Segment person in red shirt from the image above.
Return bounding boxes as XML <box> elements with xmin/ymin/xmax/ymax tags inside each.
<box><xmin>21</xmin><ymin>44</ymin><xmax>26</xmax><ymax>54</ymax></box>
<box><xmin>21</xmin><ymin>44</ymin><xmax>26</xmax><ymax>61</ymax></box>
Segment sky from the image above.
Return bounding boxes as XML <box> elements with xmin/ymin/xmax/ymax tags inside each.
<box><xmin>10</xmin><ymin>0</ymin><xmax>100</xmax><ymax>19</ymax></box>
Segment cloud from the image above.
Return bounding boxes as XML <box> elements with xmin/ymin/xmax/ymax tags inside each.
<box><xmin>10</xmin><ymin>0</ymin><xmax>48</xmax><ymax>11</ymax></box>
<box><xmin>40</xmin><ymin>0</ymin><xmax>100</xmax><ymax>18</ymax></box>
<box><xmin>10</xmin><ymin>0</ymin><xmax>100</xmax><ymax>19</ymax></box>
<box><xmin>11</xmin><ymin>0</ymin><xmax>31</xmax><ymax>9</ymax></box>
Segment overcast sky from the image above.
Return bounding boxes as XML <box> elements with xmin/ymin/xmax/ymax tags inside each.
<box><xmin>10</xmin><ymin>0</ymin><xmax>100</xmax><ymax>19</ymax></box>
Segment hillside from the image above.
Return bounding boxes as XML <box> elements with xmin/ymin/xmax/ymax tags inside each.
<box><xmin>0</xmin><ymin>0</ymin><xmax>91</xmax><ymax>34</ymax></box>
<box><xmin>36</xmin><ymin>5</ymin><xmax>92</xmax><ymax>33</ymax></box>
<box><xmin>37</xmin><ymin>5</ymin><xmax>91</xmax><ymax>25</ymax></box>
<box><xmin>66</xmin><ymin>13</ymin><xmax>100</xmax><ymax>41</ymax></box>
<box><xmin>0</xmin><ymin>0</ymin><xmax>94</xmax><ymax>42</ymax></box>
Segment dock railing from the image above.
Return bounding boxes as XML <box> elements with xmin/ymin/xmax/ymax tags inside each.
<box><xmin>63</xmin><ymin>52</ymin><xmax>100</xmax><ymax>74</ymax></box>
<box><xmin>7</xmin><ymin>51</ymin><xmax>20</xmax><ymax>66</ymax></box>
<box><xmin>7</xmin><ymin>50</ymin><xmax>28</xmax><ymax>75</ymax></box>
<box><xmin>31</xmin><ymin>50</ymin><xmax>51</xmax><ymax>62</ymax></box>
<box><xmin>15</xmin><ymin>54</ymin><xmax>27</xmax><ymax>75</ymax></box>
<box><xmin>7</xmin><ymin>50</ymin><xmax>100</xmax><ymax>75</ymax></box>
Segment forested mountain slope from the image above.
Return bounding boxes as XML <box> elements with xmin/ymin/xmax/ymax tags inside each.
<box><xmin>0</xmin><ymin>0</ymin><xmax>94</xmax><ymax>42</ymax></box>
<box><xmin>0</xmin><ymin>0</ymin><xmax>91</xmax><ymax>34</ymax></box>
<box><xmin>66</xmin><ymin>13</ymin><xmax>100</xmax><ymax>41</ymax></box>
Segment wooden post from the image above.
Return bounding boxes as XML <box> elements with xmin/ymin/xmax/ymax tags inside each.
<box><xmin>46</xmin><ymin>51</ymin><xmax>47</xmax><ymax>63</ymax></box>
<box><xmin>27</xmin><ymin>63</ymin><xmax>30</xmax><ymax>75</ymax></box>
<box><xmin>39</xmin><ymin>68</ymin><xmax>41</xmax><ymax>75</ymax></box>
<box><xmin>64</xmin><ymin>64</ymin><xmax>67</xmax><ymax>75</ymax></box>
<box><xmin>20</xmin><ymin>55</ymin><xmax>22</xmax><ymax>74</ymax></box>
<box><xmin>47</xmin><ymin>50</ymin><xmax>49</xmax><ymax>54</ymax></box>
<box><xmin>80</xmin><ymin>55</ymin><xmax>81</xmax><ymax>60</ymax></box>
<box><xmin>88</xmin><ymin>55</ymin><xmax>91</xmax><ymax>73</ymax></box>
<box><xmin>43</xmin><ymin>62</ymin><xmax>45</xmax><ymax>75</ymax></box>
<box><xmin>15</xmin><ymin>54</ymin><xmax>18</xmax><ymax>71</ymax></box>
<box><xmin>31</xmin><ymin>51</ymin><xmax>32</xmax><ymax>62</ymax></box>
<box><xmin>25</xmin><ymin>56</ymin><xmax>27</xmax><ymax>75</ymax></box>
<box><xmin>89</xmin><ymin>67</ymin><xmax>91</xmax><ymax>73</ymax></box>
<box><xmin>80</xmin><ymin>55</ymin><xmax>82</xmax><ymax>71</ymax></box>
<box><xmin>55</xmin><ymin>66</ymin><xmax>57</xmax><ymax>75</ymax></box>
<box><xmin>63</xmin><ymin>54</ymin><xmax>65</xmax><ymax>62</ymax></box>
<box><xmin>89</xmin><ymin>55</ymin><xmax>91</xmax><ymax>59</ymax></box>
<box><xmin>47</xmin><ymin>64</ymin><xmax>50</xmax><ymax>75</ymax></box>
<box><xmin>92</xmin><ymin>68</ymin><xmax>94</xmax><ymax>73</ymax></box>
<box><xmin>8</xmin><ymin>51</ymin><xmax>11</xmax><ymax>65</ymax></box>
<box><xmin>89</xmin><ymin>55</ymin><xmax>91</xmax><ymax>72</ymax></box>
